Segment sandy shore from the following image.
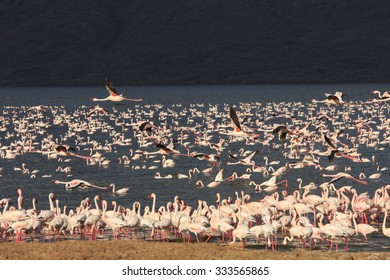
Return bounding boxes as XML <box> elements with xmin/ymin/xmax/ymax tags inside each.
<box><xmin>1</xmin><ymin>240</ymin><xmax>389</xmax><ymax>260</ymax></box>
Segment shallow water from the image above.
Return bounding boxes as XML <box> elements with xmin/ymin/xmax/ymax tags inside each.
<box><xmin>0</xmin><ymin>84</ymin><xmax>389</xmax><ymax>250</ymax></box>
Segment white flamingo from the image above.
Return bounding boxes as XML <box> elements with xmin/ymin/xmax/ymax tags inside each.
<box><xmin>91</xmin><ymin>78</ymin><xmax>142</xmax><ymax>102</ymax></box>
<box><xmin>110</xmin><ymin>183</ymin><xmax>129</xmax><ymax>195</ymax></box>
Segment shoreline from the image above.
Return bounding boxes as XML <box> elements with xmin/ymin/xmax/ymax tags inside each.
<box><xmin>0</xmin><ymin>240</ymin><xmax>389</xmax><ymax>260</ymax></box>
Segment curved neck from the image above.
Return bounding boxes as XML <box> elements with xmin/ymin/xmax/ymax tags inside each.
<box><xmin>2</xmin><ymin>200</ymin><xmax>9</xmax><ymax>214</ymax></box>
<box><xmin>151</xmin><ymin>194</ymin><xmax>156</xmax><ymax>213</ymax></box>
<box><xmin>94</xmin><ymin>196</ymin><xmax>100</xmax><ymax>212</ymax></box>
<box><xmin>49</xmin><ymin>194</ymin><xmax>55</xmax><ymax>211</ymax></box>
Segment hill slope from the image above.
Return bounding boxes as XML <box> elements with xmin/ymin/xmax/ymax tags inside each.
<box><xmin>1</xmin><ymin>0</ymin><xmax>390</xmax><ymax>86</ymax></box>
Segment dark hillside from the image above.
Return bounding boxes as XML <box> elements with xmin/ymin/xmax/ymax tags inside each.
<box><xmin>1</xmin><ymin>0</ymin><xmax>390</xmax><ymax>86</ymax></box>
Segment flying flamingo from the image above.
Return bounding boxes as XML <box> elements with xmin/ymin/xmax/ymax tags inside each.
<box><xmin>91</xmin><ymin>78</ymin><xmax>143</xmax><ymax>102</ymax></box>
<box><xmin>321</xmin><ymin>172</ymin><xmax>367</xmax><ymax>185</ymax></box>
<box><xmin>310</xmin><ymin>91</ymin><xmax>345</xmax><ymax>105</ymax></box>
<box><xmin>49</xmin><ymin>144</ymin><xmax>90</xmax><ymax>160</ymax></box>
<box><xmin>186</xmin><ymin>211</ymin><xmax>207</xmax><ymax>243</ymax></box>
<box><xmin>87</xmin><ymin>106</ymin><xmax>109</xmax><ymax>117</ymax></box>
<box><xmin>53</xmin><ymin>179</ymin><xmax>108</xmax><ymax>190</ymax></box>
<box><xmin>225</xmin><ymin>106</ymin><xmax>259</xmax><ymax>138</ymax></box>
<box><xmin>7</xmin><ymin>213</ymin><xmax>35</xmax><ymax>242</ymax></box>
<box><xmin>230</xmin><ymin>225</ymin><xmax>252</xmax><ymax>248</ymax></box>
<box><xmin>259</xmin><ymin>175</ymin><xmax>288</xmax><ymax>192</ymax></box>
<box><xmin>352</xmin><ymin>213</ymin><xmax>378</xmax><ymax>240</ymax></box>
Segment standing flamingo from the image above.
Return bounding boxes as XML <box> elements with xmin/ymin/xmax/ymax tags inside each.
<box><xmin>317</xmin><ymin>213</ymin><xmax>348</xmax><ymax>252</ymax></box>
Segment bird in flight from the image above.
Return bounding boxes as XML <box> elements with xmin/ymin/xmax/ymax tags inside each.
<box><xmin>50</xmin><ymin>144</ymin><xmax>90</xmax><ymax>160</ymax></box>
<box><xmin>87</xmin><ymin>106</ymin><xmax>109</xmax><ymax>117</ymax></box>
<box><xmin>226</xmin><ymin>106</ymin><xmax>259</xmax><ymax>138</ymax></box>
<box><xmin>91</xmin><ymin>78</ymin><xmax>143</xmax><ymax>102</ymax></box>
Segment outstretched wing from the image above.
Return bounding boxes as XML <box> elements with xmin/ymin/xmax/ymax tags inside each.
<box><xmin>139</xmin><ymin>121</ymin><xmax>153</xmax><ymax>136</ymax></box>
<box><xmin>229</xmin><ymin>107</ymin><xmax>242</xmax><ymax>132</ymax></box>
<box><xmin>323</xmin><ymin>134</ymin><xmax>336</xmax><ymax>149</ymax></box>
<box><xmin>228</xmin><ymin>151</ymin><xmax>239</xmax><ymax>160</ymax></box>
<box><xmin>243</xmin><ymin>149</ymin><xmax>259</xmax><ymax>163</ymax></box>
<box><xmin>105</xmin><ymin>78</ymin><xmax>118</xmax><ymax>96</ymax></box>
<box><xmin>272</xmin><ymin>125</ymin><xmax>286</xmax><ymax>135</ymax></box>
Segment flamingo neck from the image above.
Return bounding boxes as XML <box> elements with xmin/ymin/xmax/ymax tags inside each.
<box><xmin>92</xmin><ymin>97</ymin><xmax>110</xmax><ymax>102</ymax></box>
<box><xmin>152</xmin><ymin>195</ymin><xmax>156</xmax><ymax>213</ymax></box>
<box><xmin>49</xmin><ymin>195</ymin><xmax>55</xmax><ymax>211</ymax></box>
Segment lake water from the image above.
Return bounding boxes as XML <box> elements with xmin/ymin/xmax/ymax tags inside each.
<box><xmin>0</xmin><ymin>84</ymin><xmax>389</xmax><ymax>251</ymax></box>
<box><xmin>1</xmin><ymin>83</ymin><xmax>389</xmax><ymax>106</ymax></box>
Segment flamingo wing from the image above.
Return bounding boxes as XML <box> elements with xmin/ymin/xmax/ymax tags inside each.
<box><xmin>105</xmin><ymin>78</ymin><xmax>119</xmax><ymax>96</ymax></box>
<box><xmin>323</xmin><ymin>134</ymin><xmax>336</xmax><ymax>149</ymax></box>
<box><xmin>229</xmin><ymin>107</ymin><xmax>242</xmax><ymax>132</ymax></box>
<box><xmin>243</xmin><ymin>149</ymin><xmax>259</xmax><ymax>163</ymax></box>
<box><xmin>139</xmin><ymin>121</ymin><xmax>153</xmax><ymax>136</ymax></box>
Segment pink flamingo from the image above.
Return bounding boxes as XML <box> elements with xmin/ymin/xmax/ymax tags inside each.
<box><xmin>91</xmin><ymin>78</ymin><xmax>142</xmax><ymax>102</ymax></box>
<box><xmin>321</xmin><ymin>172</ymin><xmax>367</xmax><ymax>185</ymax></box>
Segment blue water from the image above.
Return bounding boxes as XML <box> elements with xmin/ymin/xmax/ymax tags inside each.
<box><xmin>1</xmin><ymin>83</ymin><xmax>389</xmax><ymax>106</ymax></box>
<box><xmin>0</xmin><ymin>84</ymin><xmax>389</xmax><ymax>250</ymax></box>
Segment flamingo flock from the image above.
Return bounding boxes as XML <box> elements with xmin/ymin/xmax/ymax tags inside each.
<box><xmin>0</xmin><ymin>86</ymin><xmax>389</xmax><ymax>254</ymax></box>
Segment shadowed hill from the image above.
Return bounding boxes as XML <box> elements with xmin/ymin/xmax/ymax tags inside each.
<box><xmin>1</xmin><ymin>0</ymin><xmax>390</xmax><ymax>86</ymax></box>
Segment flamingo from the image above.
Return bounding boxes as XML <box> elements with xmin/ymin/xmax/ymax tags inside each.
<box><xmin>195</xmin><ymin>169</ymin><xmax>233</xmax><ymax>188</ymax></box>
<box><xmin>310</xmin><ymin>91</ymin><xmax>345</xmax><ymax>105</ymax></box>
<box><xmin>321</xmin><ymin>172</ymin><xmax>367</xmax><ymax>185</ymax></box>
<box><xmin>47</xmin><ymin>199</ymin><xmax>64</xmax><ymax>241</ymax></box>
<box><xmin>371</xmin><ymin>90</ymin><xmax>390</xmax><ymax>99</ymax></box>
<box><xmin>383</xmin><ymin>211</ymin><xmax>390</xmax><ymax>238</ymax></box>
<box><xmin>101</xmin><ymin>200</ymin><xmax>127</xmax><ymax>240</ymax></box>
<box><xmin>186</xmin><ymin>211</ymin><xmax>207</xmax><ymax>243</ymax></box>
<box><xmin>37</xmin><ymin>193</ymin><xmax>56</xmax><ymax>223</ymax></box>
<box><xmin>91</xmin><ymin>78</ymin><xmax>142</xmax><ymax>102</ymax></box>
<box><xmin>352</xmin><ymin>213</ymin><xmax>378</xmax><ymax>240</ymax></box>
<box><xmin>53</xmin><ymin>179</ymin><xmax>108</xmax><ymax>190</ymax></box>
<box><xmin>1</xmin><ymin>199</ymin><xmax>28</xmax><ymax>223</ymax></box>
<box><xmin>230</xmin><ymin>225</ymin><xmax>251</xmax><ymax>248</ymax></box>
<box><xmin>87</xmin><ymin>106</ymin><xmax>109</xmax><ymax>117</ymax></box>
<box><xmin>317</xmin><ymin>213</ymin><xmax>348</xmax><ymax>252</ymax></box>
<box><xmin>366</xmin><ymin>97</ymin><xmax>390</xmax><ymax>103</ymax></box>
<box><xmin>225</xmin><ymin>106</ymin><xmax>259</xmax><ymax>138</ymax></box>
<box><xmin>262</xmin><ymin>216</ymin><xmax>276</xmax><ymax>250</ymax></box>
<box><xmin>177</xmin><ymin>169</ymin><xmax>193</xmax><ymax>179</ymax></box>
<box><xmin>49</xmin><ymin>144</ymin><xmax>90</xmax><ymax>160</ymax></box>
<box><xmin>162</xmin><ymin>155</ymin><xmax>175</xmax><ymax>168</ymax></box>
<box><xmin>259</xmin><ymin>175</ymin><xmax>288</xmax><ymax>192</ymax></box>
<box><xmin>124</xmin><ymin>202</ymin><xmax>141</xmax><ymax>240</ymax></box>
<box><xmin>227</xmin><ymin>149</ymin><xmax>259</xmax><ymax>166</ymax></box>
<box><xmin>7</xmin><ymin>213</ymin><xmax>35</xmax><ymax>242</ymax></box>
<box><xmin>296</xmin><ymin>178</ymin><xmax>316</xmax><ymax>192</ymax></box>
<box><xmin>110</xmin><ymin>183</ymin><xmax>129</xmax><ymax>195</ymax></box>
